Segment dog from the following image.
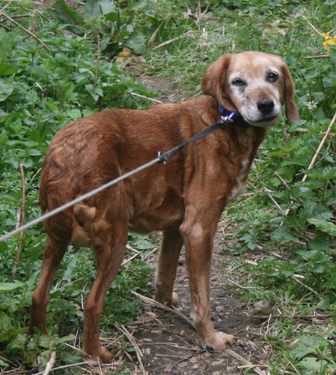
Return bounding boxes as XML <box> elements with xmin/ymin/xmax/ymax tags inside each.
<box><xmin>28</xmin><ymin>51</ymin><xmax>299</xmax><ymax>363</ymax></box>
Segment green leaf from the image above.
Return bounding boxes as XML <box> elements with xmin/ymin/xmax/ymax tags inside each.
<box><xmin>299</xmin><ymin>357</ymin><xmax>328</xmax><ymax>372</ymax></box>
<box><xmin>62</xmin><ymin>256</ymin><xmax>77</xmax><ymax>283</ymax></box>
<box><xmin>6</xmin><ymin>333</ymin><xmax>27</xmax><ymax>352</ymax></box>
<box><xmin>0</xmin><ymin>82</ymin><xmax>13</xmax><ymax>102</ymax></box>
<box><xmin>0</xmin><ymin>359</ymin><xmax>9</xmax><ymax>367</ymax></box>
<box><xmin>0</xmin><ymin>282</ymin><xmax>25</xmax><ymax>295</ymax></box>
<box><xmin>136</xmin><ymin>240</ymin><xmax>154</xmax><ymax>250</ymax></box>
<box><xmin>308</xmin><ymin>219</ymin><xmax>336</xmax><ymax>236</ymax></box>
<box><xmin>0</xmin><ymin>240</ymin><xmax>8</xmax><ymax>253</ymax></box>
<box><xmin>0</xmin><ymin>312</ymin><xmax>11</xmax><ymax>332</ymax></box>
<box><xmin>125</xmin><ymin>32</ymin><xmax>147</xmax><ymax>54</ymax></box>
<box><xmin>291</xmin><ymin>335</ymin><xmax>326</xmax><ymax>360</ymax></box>
<box><xmin>53</xmin><ymin>0</ymin><xmax>85</xmax><ymax>35</ymax></box>
<box><xmin>85</xmin><ymin>0</ymin><xmax>101</xmax><ymax>18</ymax></box>
<box><xmin>0</xmin><ymin>61</ymin><xmax>18</xmax><ymax>76</ymax></box>
<box><xmin>100</xmin><ymin>0</ymin><xmax>116</xmax><ymax>16</ymax></box>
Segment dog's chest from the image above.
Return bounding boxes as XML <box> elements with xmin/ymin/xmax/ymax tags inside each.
<box><xmin>227</xmin><ymin>159</ymin><xmax>250</xmax><ymax>204</ymax></box>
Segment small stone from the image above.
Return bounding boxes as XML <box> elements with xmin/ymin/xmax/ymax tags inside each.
<box><xmin>211</xmin><ymin>359</ymin><xmax>224</xmax><ymax>367</ymax></box>
<box><xmin>254</xmin><ymin>300</ymin><xmax>272</xmax><ymax>311</ymax></box>
<box><xmin>215</xmin><ymin>305</ymin><xmax>224</xmax><ymax>313</ymax></box>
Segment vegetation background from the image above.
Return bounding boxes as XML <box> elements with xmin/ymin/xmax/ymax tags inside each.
<box><xmin>0</xmin><ymin>0</ymin><xmax>335</xmax><ymax>374</ymax></box>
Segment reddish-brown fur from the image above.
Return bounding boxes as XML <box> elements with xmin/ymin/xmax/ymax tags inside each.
<box><xmin>28</xmin><ymin>51</ymin><xmax>299</xmax><ymax>363</ymax></box>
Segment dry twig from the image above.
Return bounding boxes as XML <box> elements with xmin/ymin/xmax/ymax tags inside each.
<box><xmin>94</xmin><ymin>34</ymin><xmax>101</xmax><ymax>86</ymax></box>
<box><xmin>35</xmin><ymin>362</ymin><xmax>87</xmax><ymax>375</ymax></box>
<box><xmin>0</xmin><ymin>11</ymin><xmax>50</xmax><ymax>51</ymax></box>
<box><xmin>147</xmin><ymin>13</ymin><xmax>172</xmax><ymax>46</ymax></box>
<box><xmin>253</xmin><ymin>313</ymin><xmax>333</xmax><ymax>320</ymax></box>
<box><xmin>302</xmin><ymin>111</ymin><xmax>336</xmax><ymax>183</ymax></box>
<box><xmin>264</xmin><ymin>188</ymin><xmax>285</xmax><ymax>215</ymax></box>
<box><xmin>130</xmin><ymin>92</ymin><xmax>163</xmax><ymax>104</ymax></box>
<box><xmin>226</xmin><ymin>348</ymin><xmax>267</xmax><ymax>375</ymax></box>
<box><xmin>131</xmin><ymin>290</ymin><xmax>195</xmax><ymax>329</ymax></box>
<box><xmin>153</xmin><ymin>30</ymin><xmax>194</xmax><ymax>50</ymax></box>
<box><xmin>114</xmin><ymin>324</ymin><xmax>147</xmax><ymax>375</ymax></box>
<box><xmin>292</xmin><ymin>276</ymin><xmax>319</xmax><ymax>295</ymax></box>
<box><xmin>42</xmin><ymin>351</ymin><xmax>56</xmax><ymax>375</ymax></box>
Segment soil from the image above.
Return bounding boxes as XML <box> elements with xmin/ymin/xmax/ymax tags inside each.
<box><xmin>108</xmin><ymin>219</ymin><xmax>270</xmax><ymax>375</ymax></box>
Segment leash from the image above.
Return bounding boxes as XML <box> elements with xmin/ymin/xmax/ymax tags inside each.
<box><xmin>0</xmin><ymin>109</ymin><xmax>245</xmax><ymax>242</ymax></box>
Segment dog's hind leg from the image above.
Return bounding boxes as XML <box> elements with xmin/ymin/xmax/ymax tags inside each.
<box><xmin>28</xmin><ymin>235</ymin><xmax>69</xmax><ymax>335</ymax></box>
<box><xmin>154</xmin><ymin>228</ymin><xmax>183</xmax><ymax>307</ymax></box>
<box><xmin>82</xmin><ymin>224</ymin><xmax>128</xmax><ymax>364</ymax></box>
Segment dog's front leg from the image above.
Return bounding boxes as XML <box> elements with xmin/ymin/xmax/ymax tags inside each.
<box><xmin>180</xmin><ymin>207</ymin><xmax>235</xmax><ymax>351</ymax></box>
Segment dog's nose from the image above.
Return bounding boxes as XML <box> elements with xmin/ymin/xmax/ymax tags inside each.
<box><xmin>257</xmin><ymin>100</ymin><xmax>274</xmax><ymax>114</ymax></box>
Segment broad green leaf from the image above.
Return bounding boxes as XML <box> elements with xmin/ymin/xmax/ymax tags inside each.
<box><xmin>0</xmin><ymin>61</ymin><xmax>18</xmax><ymax>76</ymax></box>
<box><xmin>299</xmin><ymin>357</ymin><xmax>328</xmax><ymax>372</ymax></box>
<box><xmin>0</xmin><ymin>282</ymin><xmax>25</xmax><ymax>295</ymax></box>
<box><xmin>53</xmin><ymin>0</ymin><xmax>85</xmax><ymax>35</ymax></box>
<box><xmin>136</xmin><ymin>240</ymin><xmax>154</xmax><ymax>250</ymax></box>
<box><xmin>100</xmin><ymin>0</ymin><xmax>116</xmax><ymax>15</ymax></box>
<box><xmin>6</xmin><ymin>334</ymin><xmax>27</xmax><ymax>352</ymax></box>
<box><xmin>0</xmin><ymin>240</ymin><xmax>8</xmax><ymax>253</ymax></box>
<box><xmin>85</xmin><ymin>0</ymin><xmax>101</xmax><ymax>18</ymax></box>
<box><xmin>131</xmin><ymin>1</ymin><xmax>148</xmax><ymax>10</ymax></box>
<box><xmin>54</xmin><ymin>0</ymin><xmax>85</xmax><ymax>25</ymax></box>
<box><xmin>0</xmin><ymin>82</ymin><xmax>13</xmax><ymax>101</ymax></box>
<box><xmin>62</xmin><ymin>256</ymin><xmax>77</xmax><ymax>283</ymax></box>
<box><xmin>291</xmin><ymin>335</ymin><xmax>325</xmax><ymax>360</ymax></box>
<box><xmin>308</xmin><ymin>219</ymin><xmax>336</xmax><ymax>236</ymax></box>
<box><xmin>104</xmin><ymin>10</ymin><xmax>119</xmax><ymax>23</ymax></box>
<box><xmin>0</xmin><ymin>359</ymin><xmax>8</xmax><ymax>367</ymax></box>
<box><xmin>0</xmin><ymin>312</ymin><xmax>11</xmax><ymax>332</ymax></box>
<box><xmin>125</xmin><ymin>32</ymin><xmax>147</xmax><ymax>54</ymax></box>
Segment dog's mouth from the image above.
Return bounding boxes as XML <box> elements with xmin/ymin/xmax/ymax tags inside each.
<box><xmin>257</xmin><ymin>115</ymin><xmax>278</xmax><ymax>125</ymax></box>
<box><xmin>246</xmin><ymin>115</ymin><xmax>279</xmax><ymax>128</ymax></box>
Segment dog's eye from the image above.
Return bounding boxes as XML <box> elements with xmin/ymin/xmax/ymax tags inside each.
<box><xmin>268</xmin><ymin>72</ymin><xmax>279</xmax><ymax>82</ymax></box>
<box><xmin>232</xmin><ymin>78</ymin><xmax>245</xmax><ymax>86</ymax></box>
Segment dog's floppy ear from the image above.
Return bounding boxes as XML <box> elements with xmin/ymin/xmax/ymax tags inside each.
<box><xmin>281</xmin><ymin>63</ymin><xmax>299</xmax><ymax>123</ymax></box>
<box><xmin>201</xmin><ymin>55</ymin><xmax>237</xmax><ymax>112</ymax></box>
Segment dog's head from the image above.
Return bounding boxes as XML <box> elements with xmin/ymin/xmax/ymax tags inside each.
<box><xmin>201</xmin><ymin>51</ymin><xmax>299</xmax><ymax>127</ymax></box>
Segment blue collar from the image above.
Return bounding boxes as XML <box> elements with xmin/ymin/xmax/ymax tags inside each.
<box><xmin>219</xmin><ymin>107</ymin><xmax>250</xmax><ymax>129</ymax></box>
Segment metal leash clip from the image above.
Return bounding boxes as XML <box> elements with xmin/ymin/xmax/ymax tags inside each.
<box><xmin>219</xmin><ymin>107</ymin><xmax>239</xmax><ymax>124</ymax></box>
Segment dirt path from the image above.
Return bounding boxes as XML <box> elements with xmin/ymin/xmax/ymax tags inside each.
<box><xmin>114</xmin><ymin>219</ymin><xmax>270</xmax><ymax>375</ymax></box>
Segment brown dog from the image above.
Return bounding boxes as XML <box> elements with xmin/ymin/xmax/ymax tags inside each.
<box><xmin>28</xmin><ymin>51</ymin><xmax>299</xmax><ymax>363</ymax></box>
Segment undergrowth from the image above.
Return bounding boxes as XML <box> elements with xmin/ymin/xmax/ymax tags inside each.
<box><xmin>0</xmin><ymin>0</ymin><xmax>335</xmax><ymax>374</ymax></box>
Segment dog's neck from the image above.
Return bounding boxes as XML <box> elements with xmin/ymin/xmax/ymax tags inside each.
<box><xmin>219</xmin><ymin>106</ymin><xmax>250</xmax><ymax>129</ymax></box>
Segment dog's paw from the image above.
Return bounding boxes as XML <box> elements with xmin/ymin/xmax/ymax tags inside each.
<box><xmin>171</xmin><ymin>291</ymin><xmax>178</xmax><ymax>307</ymax></box>
<box><xmin>154</xmin><ymin>291</ymin><xmax>179</xmax><ymax>307</ymax></box>
<box><xmin>202</xmin><ymin>331</ymin><xmax>235</xmax><ymax>351</ymax></box>
<box><xmin>83</xmin><ymin>346</ymin><xmax>112</xmax><ymax>365</ymax></box>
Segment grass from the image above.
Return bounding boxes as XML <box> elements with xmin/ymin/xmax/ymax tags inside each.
<box><xmin>0</xmin><ymin>0</ymin><xmax>335</xmax><ymax>373</ymax></box>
